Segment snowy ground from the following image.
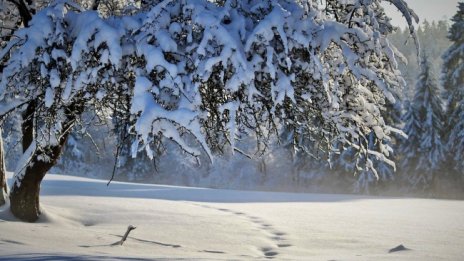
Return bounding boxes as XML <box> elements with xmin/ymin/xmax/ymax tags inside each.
<box><xmin>0</xmin><ymin>173</ymin><xmax>463</xmax><ymax>260</ymax></box>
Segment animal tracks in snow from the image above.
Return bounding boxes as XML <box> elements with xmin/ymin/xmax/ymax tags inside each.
<box><xmin>195</xmin><ymin>204</ymin><xmax>293</xmax><ymax>259</ymax></box>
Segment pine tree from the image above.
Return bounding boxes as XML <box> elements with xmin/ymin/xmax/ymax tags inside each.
<box><xmin>442</xmin><ymin>2</ymin><xmax>464</xmax><ymax>178</ymax></box>
<box><xmin>388</xmin><ymin>18</ymin><xmax>451</xmax><ymax>100</ymax></box>
<box><xmin>401</xmin><ymin>55</ymin><xmax>445</xmax><ymax>191</ymax></box>
<box><xmin>399</xmin><ymin>100</ymin><xmax>421</xmax><ymax>179</ymax></box>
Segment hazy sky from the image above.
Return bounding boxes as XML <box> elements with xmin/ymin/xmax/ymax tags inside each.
<box><xmin>382</xmin><ymin>0</ymin><xmax>461</xmax><ymax>28</ymax></box>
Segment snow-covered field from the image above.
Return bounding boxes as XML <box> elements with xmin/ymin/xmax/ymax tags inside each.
<box><xmin>1</xmin><ymin>173</ymin><xmax>463</xmax><ymax>260</ymax></box>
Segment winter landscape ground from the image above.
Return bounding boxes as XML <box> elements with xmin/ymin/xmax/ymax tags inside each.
<box><xmin>1</xmin><ymin>172</ymin><xmax>463</xmax><ymax>260</ymax></box>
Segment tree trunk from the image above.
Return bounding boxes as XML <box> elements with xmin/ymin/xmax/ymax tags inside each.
<box><xmin>9</xmin><ymin>100</ymin><xmax>81</xmax><ymax>222</ymax></box>
<box><xmin>9</xmin><ymin>132</ymin><xmax>70</xmax><ymax>222</ymax></box>
<box><xmin>0</xmin><ymin>129</ymin><xmax>8</xmax><ymax>206</ymax></box>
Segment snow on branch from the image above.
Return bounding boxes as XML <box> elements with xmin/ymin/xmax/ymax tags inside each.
<box><xmin>384</xmin><ymin>0</ymin><xmax>420</xmax><ymax>56</ymax></box>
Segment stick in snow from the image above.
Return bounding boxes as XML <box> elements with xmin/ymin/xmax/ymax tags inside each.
<box><xmin>115</xmin><ymin>225</ymin><xmax>136</xmax><ymax>246</ymax></box>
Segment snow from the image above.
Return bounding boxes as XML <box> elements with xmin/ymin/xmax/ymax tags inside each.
<box><xmin>12</xmin><ymin>142</ymin><xmax>36</xmax><ymax>187</ymax></box>
<box><xmin>137</xmin><ymin>43</ymin><xmax>178</xmax><ymax>77</ymax></box>
<box><xmin>1</xmin><ymin>173</ymin><xmax>463</xmax><ymax>260</ymax></box>
<box><xmin>69</xmin><ymin>10</ymin><xmax>123</xmax><ymax>70</ymax></box>
<box><xmin>44</xmin><ymin>87</ymin><xmax>54</xmax><ymax>108</ymax></box>
<box><xmin>130</xmin><ymin>76</ymin><xmax>208</xmax><ymax>159</ymax></box>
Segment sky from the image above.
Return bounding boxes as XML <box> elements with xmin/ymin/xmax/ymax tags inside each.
<box><xmin>382</xmin><ymin>0</ymin><xmax>461</xmax><ymax>28</ymax></box>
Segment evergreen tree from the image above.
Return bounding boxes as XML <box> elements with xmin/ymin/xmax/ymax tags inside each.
<box><xmin>442</xmin><ymin>2</ymin><xmax>464</xmax><ymax>178</ymax></box>
<box><xmin>388</xmin><ymin>19</ymin><xmax>450</xmax><ymax>99</ymax></box>
<box><xmin>399</xmin><ymin>100</ymin><xmax>421</xmax><ymax>179</ymax></box>
<box><xmin>401</xmin><ymin>55</ymin><xmax>445</xmax><ymax>191</ymax></box>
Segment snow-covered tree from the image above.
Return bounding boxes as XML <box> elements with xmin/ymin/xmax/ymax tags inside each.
<box><xmin>398</xmin><ymin>100</ymin><xmax>420</xmax><ymax>185</ymax></box>
<box><xmin>442</xmin><ymin>2</ymin><xmax>464</xmax><ymax>178</ymax></box>
<box><xmin>388</xmin><ymin>19</ymin><xmax>450</xmax><ymax>99</ymax></box>
<box><xmin>400</xmin><ymin>55</ymin><xmax>445</xmax><ymax>191</ymax></box>
<box><xmin>0</xmin><ymin>0</ymin><xmax>418</xmax><ymax>221</ymax></box>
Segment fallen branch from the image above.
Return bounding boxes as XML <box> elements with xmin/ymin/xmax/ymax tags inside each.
<box><xmin>115</xmin><ymin>225</ymin><xmax>137</xmax><ymax>246</ymax></box>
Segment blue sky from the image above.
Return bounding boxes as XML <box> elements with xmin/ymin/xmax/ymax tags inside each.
<box><xmin>382</xmin><ymin>0</ymin><xmax>461</xmax><ymax>28</ymax></box>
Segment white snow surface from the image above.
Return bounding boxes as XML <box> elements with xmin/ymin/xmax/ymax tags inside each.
<box><xmin>0</xmin><ymin>173</ymin><xmax>463</xmax><ymax>260</ymax></box>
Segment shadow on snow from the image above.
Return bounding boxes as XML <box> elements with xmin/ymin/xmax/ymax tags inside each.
<box><xmin>25</xmin><ymin>174</ymin><xmax>392</xmax><ymax>203</ymax></box>
<box><xmin>0</xmin><ymin>254</ymin><xmax>180</xmax><ymax>260</ymax></box>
